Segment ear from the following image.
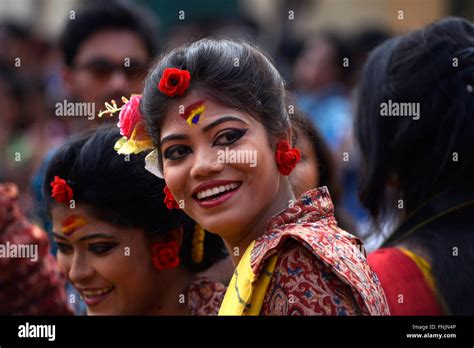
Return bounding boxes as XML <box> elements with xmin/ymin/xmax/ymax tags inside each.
<box><xmin>275</xmin><ymin>126</ymin><xmax>293</xmax><ymax>146</ymax></box>
<box><xmin>285</xmin><ymin>126</ymin><xmax>293</xmax><ymax>145</ymax></box>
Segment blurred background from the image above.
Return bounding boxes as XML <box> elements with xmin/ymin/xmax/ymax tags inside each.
<box><xmin>0</xmin><ymin>0</ymin><xmax>473</xmax><ymax>240</ymax></box>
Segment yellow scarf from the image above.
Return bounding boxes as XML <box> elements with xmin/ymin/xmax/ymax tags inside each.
<box><xmin>218</xmin><ymin>240</ymin><xmax>278</xmax><ymax>315</ymax></box>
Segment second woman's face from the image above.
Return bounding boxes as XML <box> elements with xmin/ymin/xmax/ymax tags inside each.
<box><xmin>160</xmin><ymin>92</ymin><xmax>281</xmax><ymax>243</ymax></box>
<box><xmin>52</xmin><ymin>205</ymin><xmax>161</xmax><ymax>315</ymax></box>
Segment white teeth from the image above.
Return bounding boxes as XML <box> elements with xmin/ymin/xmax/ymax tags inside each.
<box><xmin>196</xmin><ymin>182</ymin><xmax>241</xmax><ymax>200</ymax></box>
<box><xmin>83</xmin><ymin>286</ymin><xmax>113</xmax><ymax>298</ymax></box>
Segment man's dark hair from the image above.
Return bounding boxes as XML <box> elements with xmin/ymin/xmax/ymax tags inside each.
<box><xmin>59</xmin><ymin>0</ymin><xmax>159</xmax><ymax>66</ymax></box>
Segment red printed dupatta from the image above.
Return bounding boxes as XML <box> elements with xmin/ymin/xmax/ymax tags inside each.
<box><xmin>219</xmin><ymin>186</ymin><xmax>390</xmax><ymax>315</ymax></box>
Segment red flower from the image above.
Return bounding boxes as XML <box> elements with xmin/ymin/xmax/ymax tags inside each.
<box><xmin>275</xmin><ymin>140</ymin><xmax>301</xmax><ymax>176</ymax></box>
<box><xmin>152</xmin><ymin>241</ymin><xmax>180</xmax><ymax>270</ymax></box>
<box><xmin>117</xmin><ymin>95</ymin><xmax>142</xmax><ymax>138</ymax></box>
<box><xmin>50</xmin><ymin>176</ymin><xmax>73</xmax><ymax>204</ymax></box>
<box><xmin>163</xmin><ymin>185</ymin><xmax>180</xmax><ymax>209</ymax></box>
<box><xmin>158</xmin><ymin>68</ymin><xmax>191</xmax><ymax>97</ymax></box>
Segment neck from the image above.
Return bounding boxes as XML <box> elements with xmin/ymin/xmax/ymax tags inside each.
<box><xmin>226</xmin><ymin>178</ymin><xmax>295</xmax><ymax>266</ymax></box>
<box><xmin>149</xmin><ymin>268</ymin><xmax>193</xmax><ymax>315</ymax></box>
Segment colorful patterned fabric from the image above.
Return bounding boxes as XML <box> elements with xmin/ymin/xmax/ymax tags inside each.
<box><xmin>0</xmin><ymin>183</ymin><xmax>73</xmax><ymax>315</ymax></box>
<box><xmin>220</xmin><ymin>187</ymin><xmax>390</xmax><ymax>315</ymax></box>
<box><xmin>261</xmin><ymin>240</ymin><xmax>364</xmax><ymax>315</ymax></box>
<box><xmin>368</xmin><ymin>247</ymin><xmax>444</xmax><ymax>315</ymax></box>
<box><xmin>187</xmin><ymin>277</ymin><xmax>227</xmax><ymax>315</ymax></box>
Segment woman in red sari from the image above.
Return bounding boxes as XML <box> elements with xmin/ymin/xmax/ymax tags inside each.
<box><xmin>355</xmin><ymin>17</ymin><xmax>474</xmax><ymax>315</ymax></box>
<box><xmin>139</xmin><ymin>38</ymin><xmax>389</xmax><ymax>315</ymax></box>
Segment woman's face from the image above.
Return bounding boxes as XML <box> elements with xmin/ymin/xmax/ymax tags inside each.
<box><xmin>159</xmin><ymin>92</ymin><xmax>282</xmax><ymax>244</ymax></box>
<box><xmin>290</xmin><ymin>130</ymin><xmax>319</xmax><ymax>198</ymax></box>
<box><xmin>52</xmin><ymin>205</ymin><xmax>161</xmax><ymax>315</ymax></box>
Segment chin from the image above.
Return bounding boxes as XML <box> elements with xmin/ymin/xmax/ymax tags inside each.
<box><xmin>198</xmin><ymin>212</ymin><xmax>247</xmax><ymax>237</ymax></box>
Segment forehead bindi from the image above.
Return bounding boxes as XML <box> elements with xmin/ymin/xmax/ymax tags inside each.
<box><xmin>61</xmin><ymin>214</ymin><xmax>88</xmax><ymax>236</ymax></box>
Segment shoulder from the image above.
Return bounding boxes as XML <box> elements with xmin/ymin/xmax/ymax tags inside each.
<box><xmin>254</xmin><ymin>224</ymin><xmax>389</xmax><ymax>315</ymax></box>
<box><xmin>261</xmin><ymin>240</ymin><xmax>363</xmax><ymax>315</ymax></box>
<box><xmin>187</xmin><ymin>277</ymin><xmax>227</xmax><ymax>316</ymax></box>
<box><xmin>368</xmin><ymin>247</ymin><xmax>443</xmax><ymax>315</ymax></box>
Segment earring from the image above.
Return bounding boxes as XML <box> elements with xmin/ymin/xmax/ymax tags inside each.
<box><xmin>275</xmin><ymin>140</ymin><xmax>301</xmax><ymax>176</ymax></box>
<box><xmin>151</xmin><ymin>241</ymin><xmax>180</xmax><ymax>270</ymax></box>
<box><xmin>191</xmin><ymin>224</ymin><xmax>205</xmax><ymax>264</ymax></box>
<box><xmin>163</xmin><ymin>185</ymin><xmax>180</xmax><ymax>209</ymax></box>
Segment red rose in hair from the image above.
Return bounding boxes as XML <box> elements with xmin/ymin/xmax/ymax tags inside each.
<box><xmin>158</xmin><ymin>68</ymin><xmax>191</xmax><ymax>97</ymax></box>
<box><xmin>50</xmin><ymin>176</ymin><xmax>73</xmax><ymax>204</ymax></box>
<box><xmin>163</xmin><ymin>185</ymin><xmax>180</xmax><ymax>209</ymax></box>
<box><xmin>117</xmin><ymin>95</ymin><xmax>142</xmax><ymax>138</ymax></box>
<box><xmin>152</xmin><ymin>241</ymin><xmax>180</xmax><ymax>270</ymax></box>
<box><xmin>275</xmin><ymin>140</ymin><xmax>301</xmax><ymax>176</ymax></box>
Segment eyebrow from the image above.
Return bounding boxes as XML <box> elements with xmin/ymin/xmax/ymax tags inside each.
<box><xmin>160</xmin><ymin>116</ymin><xmax>248</xmax><ymax>146</ymax></box>
<box><xmin>52</xmin><ymin>232</ymin><xmax>117</xmax><ymax>242</ymax></box>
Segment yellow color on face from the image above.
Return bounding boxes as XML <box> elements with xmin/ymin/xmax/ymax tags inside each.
<box><xmin>186</xmin><ymin>104</ymin><xmax>206</xmax><ymax>125</ymax></box>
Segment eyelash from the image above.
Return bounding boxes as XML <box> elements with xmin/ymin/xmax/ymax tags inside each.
<box><xmin>56</xmin><ymin>242</ymin><xmax>72</xmax><ymax>254</ymax></box>
<box><xmin>88</xmin><ymin>243</ymin><xmax>119</xmax><ymax>255</ymax></box>
<box><xmin>163</xmin><ymin>128</ymin><xmax>248</xmax><ymax>161</ymax></box>
<box><xmin>55</xmin><ymin>242</ymin><xmax>118</xmax><ymax>255</ymax></box>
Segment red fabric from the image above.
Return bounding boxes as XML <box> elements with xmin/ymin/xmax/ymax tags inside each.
<box><xmin>187</xmin><ymin>277</ymin><xmax>226</xmax><ymax>315</ymax></box>
<box><xmin>368</xmin><ymin>248</ymin><xmax>443</xmax><ymax>315</ymax></box>
<box><xmin>0</xmin><ymin>183</ymin><xmax>73</xmax><ymax>315</ymax></box>
<box><xmin>250</xmin><ymin>187</ymin><xmax>390</xmax><ymax>315</ymax></box>
<box><xmin>261</xmin><ymin>240</ymin><xmax>364</xmax><ymax>315</ymax></box>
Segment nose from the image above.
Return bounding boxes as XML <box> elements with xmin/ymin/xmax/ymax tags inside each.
<box><xmin>68</xmin><ymin>252</ymin><xmax>95</xmax><ymax>285</ymax></box>
<box><xmin>107</xmin><ymin>70</ymin><xmax>128</xmax><ymax>93</ymax></box>
<box><xmin>189</xmin><ymin>147</ymin><xmax>224</xmax><ymax>179</ymax></box>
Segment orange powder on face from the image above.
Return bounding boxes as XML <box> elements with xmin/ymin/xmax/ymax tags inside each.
<box><xmin>62</xmin><ymin>215</ymin><xmax>87</xmax><ymax>236</ymax></box>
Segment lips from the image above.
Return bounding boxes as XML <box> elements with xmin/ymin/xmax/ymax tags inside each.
<box><xmin>192</xmin><ymin>180</ymin><xmax>242</xmax><ymax>208</ymax></box>
<box><xmin>78</xmin><ymin>286</ymin><xmax>115</xmax><ymax>307</ymax></box>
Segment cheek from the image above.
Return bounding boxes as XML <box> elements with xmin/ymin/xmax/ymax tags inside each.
<box><xmin>76</xmin><ymin>73</ymin><xmax>105</xmax><ymax>93</ymax></box>
<box><xmin>56</xmin><ymin>253</ymin><xmax>71</xmax><ymax>276</ymax></box>
<box><xmin>164</xmin><ymin>161</ymin><xmax>190</xmax><ymax>200</ymax></box>
<box><xmin>112</xmin><ymin>241</ymin><xmax>156</xmax><ymax>292</ymax></box>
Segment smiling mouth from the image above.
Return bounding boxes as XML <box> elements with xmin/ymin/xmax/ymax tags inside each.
<box><xmin>193</xmin><ymin>182</ymin><xmax>242</xmax><ymax>202</ymax></box>
<box><xmin>80</xmin><ymin>286</ymin><xmax>115</xmax><ymax>306</ymax></box>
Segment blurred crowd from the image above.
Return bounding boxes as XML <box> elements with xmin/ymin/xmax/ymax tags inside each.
<box><xmin>1</xmin><ymin>0</ymin><xmax>473</xmax><ymax>317</ymax></box>
<box><xmin>0</xmin><ymin>0</ymin><xmax>391</xmax><ymax>237</ymax></box>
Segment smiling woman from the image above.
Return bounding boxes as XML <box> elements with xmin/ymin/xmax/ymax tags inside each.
<box><xmin>42</xmin><ymin>126</ymin><xmax>228</xmax><ymax>315</ymax></box>
<box><xmin>140</xmin><ymin>38</ymin><xmax>389</xmax><ymax>315</ymax></box>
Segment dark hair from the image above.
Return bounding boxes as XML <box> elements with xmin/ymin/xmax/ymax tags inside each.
<box><xmin>355</xmin><ymin>17</ymin><xmax>474</xmax><ymax>314</ymax></box>
<box><xmin>43</xmin><ymin>126</ymin><xmax>226</xmax><ymax>271</ymax></box>
<box><xmin>355</xmin><ymin>17</ymin><xmax>474</xmax><ymax>225</ymax></box>
<box><xmin>141</xmin><ymin>38</ymin><xmax>290</xmax><ymax>169</ymax></box>
<box><xmin>59</xmin><ymin>0</ymin><xmax>158</xmax><ymax>66</ymax></box>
